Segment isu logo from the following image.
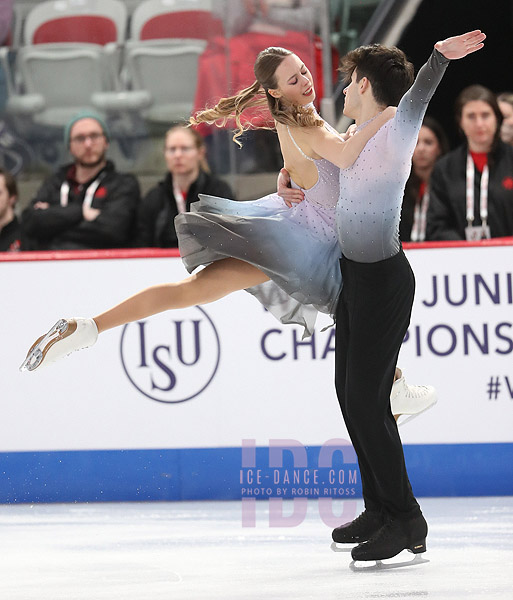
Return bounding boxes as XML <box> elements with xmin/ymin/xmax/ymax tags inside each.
<box><xmin>120</xmin><ymin>307</ymin><xmax>220</xmax><ymax>403</ymax></box>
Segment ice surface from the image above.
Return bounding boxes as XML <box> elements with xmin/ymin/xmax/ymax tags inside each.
<box><xmin>0</xmin><ymin>497</ymin><xmax>511</xmax><ymax>599</ymax></box>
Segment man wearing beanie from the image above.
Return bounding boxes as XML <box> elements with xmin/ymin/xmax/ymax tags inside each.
<box><xmin>22</xmin><ymin>111</ymin><xmax>140</xmax><ymax>250</ymax></box>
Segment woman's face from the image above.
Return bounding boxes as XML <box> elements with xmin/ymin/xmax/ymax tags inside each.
<box><xmin>164</xmin><ymin>130</ymin><xmax>203</xmax><ymax>176</ymax></box>
<box><xmin>459</xmin><ymin>100</ymin><xmax>497</xmax><ymax>151</ymax></box>
<box><xmin>412</xmin><ymin>126</ymin><xmax>442</xmax><ymax>171</ymax></box>
<box><xmin>498</xmin><ymin>100</ymin><xmax>513</xmax><ymax>144</ymax></box>
<box><xmin>270</xmin><ymin>54</ymin><xmax>315</xmax><ymax>106</ymax></box>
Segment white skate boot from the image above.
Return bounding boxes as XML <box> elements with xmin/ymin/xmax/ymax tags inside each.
<box><xmin>390</xmin><ymin>375</ymin><xmax>437</xmax><ymax>426</ymax></box>
<box><xmin>19</xmin><ymin>318</ymin><xmax>98</xmax><ymax>372</ymax></box>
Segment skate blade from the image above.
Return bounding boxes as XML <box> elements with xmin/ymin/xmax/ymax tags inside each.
<box><xmin>397</xmin><ymin>397</ymin><xmax>438</xmax><ymax>426</ymax></box>
<box><xmin>349</xmin><ymin>553</ymin><xmax>429</xmax><ymax>571</ymax></box>
<box><xmin>19</xmin><ymin>319</ymin><xmax>69</xmax><ymax>372</ymax></box>
<box><xmin>330</xmin><ymin>542</ymin><xmax>352</xmax><ymax>553</ymax></box>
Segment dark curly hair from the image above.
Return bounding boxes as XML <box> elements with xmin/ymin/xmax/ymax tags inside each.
<box><xmin>339</xmin><ymin>44</ymin><xmax>414</xmax><ymax>107</ymax></box>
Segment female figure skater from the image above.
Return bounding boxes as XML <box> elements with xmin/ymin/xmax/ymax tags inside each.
<box><xmin>20</xmin><ymin>47</ymin><xmax>433</xmax><ymax>419</ymax></box>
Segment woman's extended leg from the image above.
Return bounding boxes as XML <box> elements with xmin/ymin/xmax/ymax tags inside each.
<box><xmin>20</xmin><ymin>258</ymin><xmax>268</xmax><ymax>371</ymax></box>
<box><xmin>94</xmin><ymin>258</ymin><xmax>269</xmax><ymax>333</ymax></box>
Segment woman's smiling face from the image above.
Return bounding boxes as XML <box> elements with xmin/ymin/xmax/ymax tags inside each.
<box><xmin>269</xmin><ymin>54</ymin><xmax>315</xmax><ymax>106</ymax></box>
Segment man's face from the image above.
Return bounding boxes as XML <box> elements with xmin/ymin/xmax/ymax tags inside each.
<box><xmin>342</xmin><ymin>70</ymin><xmax>360</xmax><ymax>120</ymax></box>
<box><xmin>0</xmin><ymin>175</ymin><xmax>15</xmax><ymax>220</ymax></box>
<box><xmin>459</xmin><ymin>100</ymin><xmax>497</xmax><ymax>151</ymax></box>
<box><xmin>69</xmin><ymin>118</ymin><xmax>109</xmax><ymax>168</ymax></box>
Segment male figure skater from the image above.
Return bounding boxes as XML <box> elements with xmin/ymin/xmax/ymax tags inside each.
<box><xmin>331</xmin><ymin>31</ymin><xmax>485</xmax><ymax>561</ymax></box>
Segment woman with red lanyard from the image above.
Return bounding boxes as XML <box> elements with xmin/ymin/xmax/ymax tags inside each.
<box><xmin>136</xmin><ymin>126</ymin><xmax>234</xmax><ymax>248</ymax></box>
<box><xmin>399</xmin><ymin>116</ymin><xmax>449</xmax><ymax>242</ymax></box>
<box><xmin>426</xmin><ymin>85</ymin><xmax>513</xmax><ymax>241</ymax></box>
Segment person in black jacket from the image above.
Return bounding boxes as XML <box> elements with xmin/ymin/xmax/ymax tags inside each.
<box><xmin>22</xmin><ymin>111</ymin><xmax>140</xmax><ymax>250</ymax></box>
<box><xmin>0</xmin><ymin>167</ymin><xmax>23</xmax><ymax>252</ymax></box>
<box><xmin>136</xmin><ymin>125</ymin><xmax>234</xmax><ymax>247</ymax></box>
<box><xmin>426</xmin><ymin>85</ymin><xmax>513</xmax><ymax>241</ymax></box>
<box><xmin>399</xmin><ymin>116</ymin><xmax>449</xmax><ymax>242</ymax></box>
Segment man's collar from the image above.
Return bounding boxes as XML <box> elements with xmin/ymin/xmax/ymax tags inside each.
<box><xmin>66</xmin><ymin>161</ymin><xmax>110</xmax><ymax>185</ymax></box>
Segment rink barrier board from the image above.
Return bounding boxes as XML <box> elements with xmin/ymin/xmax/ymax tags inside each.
<box><xmin>1</xmin><ymin>442</ymin><xmax>512</xmax><ymax>503</ymax></box>
<box><xmin>2</xmin><ymin>241</ymin><xmax>513</xmax><ymax>504</ymax></box>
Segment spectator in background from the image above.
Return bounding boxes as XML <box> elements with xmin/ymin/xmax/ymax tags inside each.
<box><xmin>426</xmin><ymin>85</ymin><xmax>513</xmax><ymax>241</ymax></box>
<box><xmin>399</xmin><ymin>116</ymin><xmax>449</xmax><ymax>242</ymax></box>
<box><xmin>136</xmin><ymin>125</ymin><xmax>233</xmax><ymax>247</ymax></box>
<box><xmin>497</xmin><ymin>92</ymin><xmax>513</xmax><ymax>147</ymax></box>
<box><xmin>0</xmin><ymin>166</ymin><xmax>22</xmax><ymax>251</ymax></box>
<box><xmin>22</xmin><ymin>111</ymin><xmax>140</xmax><ymax>250</ymax></box>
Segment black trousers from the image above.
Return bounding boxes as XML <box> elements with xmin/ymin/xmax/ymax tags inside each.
<box><xmin>335</xmin><ymin>249</ymin><xmax>420</xmax><ymax>520</ymax></box>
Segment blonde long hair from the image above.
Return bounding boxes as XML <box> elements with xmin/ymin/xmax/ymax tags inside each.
<box><xmin>190</xmin><ymin>47</ymin><xmax>323</xmax><ymax>146</ymax></box>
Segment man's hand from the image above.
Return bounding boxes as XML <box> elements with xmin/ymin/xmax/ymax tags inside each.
<box><xmin>343</xmin><ymin>124</ymin><xmax>357</xmax><ymax>139</ymax></box>
<box><xmin>82</xmin><ymin>205</ymin><xmax>101</xmax><ymax>222</ymax></box>
<box><xmin>277</xmin><ymin>168</ymin><xmax>304</xmax><ymax>208</ymax></box>
<box><xmin>34</xmin><ymin>202</ymin><xmax>49</xmax><ymax>210</ymax></box>
<box><xmin>435</xmin><ymin>30</ymin><xmax>485</xmax><ymax>60</ymax></box>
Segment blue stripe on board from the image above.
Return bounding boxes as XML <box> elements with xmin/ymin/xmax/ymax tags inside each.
<box><xmin>0</xmin><ymin>443</ymin><xmax>512</xmax><ymax>503</ymax></box>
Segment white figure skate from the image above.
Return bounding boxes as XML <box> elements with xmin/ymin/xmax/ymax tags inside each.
<box><xmin>19</xmin><ymin>318</ymin><xmax>98</xmax><ymax>372</ymax></box>
<box><xmin>391</xmin><ymin>375</ymin><xmax>437</xmax><ymax>425</ymax></box>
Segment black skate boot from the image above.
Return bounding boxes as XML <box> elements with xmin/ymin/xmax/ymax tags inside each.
<box><xmin>332</xmin><ymin>509</ymin><xmax>384</xmax><ymax>544</ymax></box>
<box><xmin>351</xmin><ymin>513</ymin><xmax>428</xmax><ymax>561</ymax></box>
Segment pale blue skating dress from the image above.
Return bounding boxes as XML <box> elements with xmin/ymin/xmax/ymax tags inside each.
<box><xmin>175</xmin><ymin>125</ymin><xmax>342</xmax><ymax>338</ymax></box>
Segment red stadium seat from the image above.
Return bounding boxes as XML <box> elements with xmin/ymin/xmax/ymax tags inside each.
<box><xmin>2</xmin><ymin>1</ymin><xmax>151</xmax><ymax>131</ymax></box>
<box><xmin>31</xmin><ymin>16</ymin><xmax>118</xmax><ymax>46</ymax></box>
<box><xmin>130</xmin><ymin>0</ymin><xmax>224</xmax><ymax>42</ymax></box>
<box><xmin>124</xmin><ymin>0</ymin><xmax>223</xmax><ymax>124</ymax></box>
<box><xmin>24</xmin><ymin>0</ymin><xmax>127</xmax><ymax>45</ymax></box>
